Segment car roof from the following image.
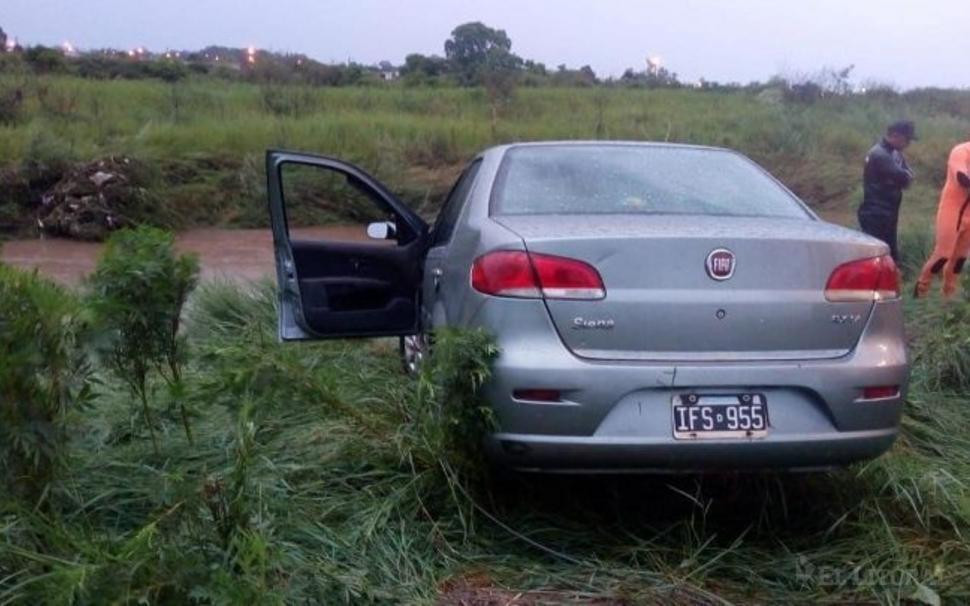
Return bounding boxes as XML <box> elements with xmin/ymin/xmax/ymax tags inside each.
<box><xmin>480</xmin><ymin>140</ymin><xmax>732</xmax><ymax>157</ymax></box>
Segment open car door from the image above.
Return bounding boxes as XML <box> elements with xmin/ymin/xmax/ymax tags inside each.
<box><xmin>266</xmin><ymin>150</ymin><xmax>428</xmax><ymax>340</ymax></box>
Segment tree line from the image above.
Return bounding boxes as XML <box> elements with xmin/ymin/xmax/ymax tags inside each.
<box><xmin>0</xmin><ymin>21</ymin><xmax>688</xmax><ymax>90</ymax></box>
<box><xmin>0</xmin><ymin>20</ymin><xmax>908</xmax><ymax>102</ymax></box>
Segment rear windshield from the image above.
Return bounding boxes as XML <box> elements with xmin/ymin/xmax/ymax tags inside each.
<box><xmin>491</xmin><ymin>145</ymin><xmax>809</xmax><ymax>219</ymax></box>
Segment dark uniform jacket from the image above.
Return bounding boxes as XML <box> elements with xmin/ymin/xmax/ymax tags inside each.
<box><xmin>860</xmin><ymin>139</ymin><xmax>913</xmax><ymax>216</ymax></box>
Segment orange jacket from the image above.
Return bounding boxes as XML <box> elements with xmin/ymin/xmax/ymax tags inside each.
<box><xmin>945</xmin><ymin>142</ymin><xmax>970</xmax><ymax>227</ymax></box>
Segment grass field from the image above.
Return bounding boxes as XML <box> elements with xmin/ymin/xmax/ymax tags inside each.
<box><xmin>1</xmin><ymin>75</ymin><xmax>969</xmax><ymax>233</ymax></box>
<box><xmin>4</xmin><ymin>75</ymin><xmax>970</xmax><ymax>604</ymax></box>
<box><xmin>2</xmin><ymin>269</ymin><xmax>970</xmax><ymax>604</ymax></box>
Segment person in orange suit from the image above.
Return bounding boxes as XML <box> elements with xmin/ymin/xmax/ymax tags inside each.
<box><xmin>915</xmin><ymin>140</ymin><xmax>970</xmax><ymax>298</ymax></box>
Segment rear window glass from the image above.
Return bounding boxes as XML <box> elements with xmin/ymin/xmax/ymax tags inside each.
<box><xmin>491</xmin><ymin>145</ymin><xmax>809</xmax><ymax>219</ymax></box>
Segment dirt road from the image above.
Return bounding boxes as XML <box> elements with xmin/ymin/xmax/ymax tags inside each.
<box><xmin>0</xmin><ymin>226</ymin><xmax>369</xmax><ymax>285</ymax></box>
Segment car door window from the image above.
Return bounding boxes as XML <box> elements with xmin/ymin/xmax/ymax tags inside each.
<box><xmin>431</xmin><ymin>160</ymin><xmax>481</xmax><ymax>247</ymax></box>
<box><xmin>281</xmin><ymin>163</ymin><xmax>412</xmax><ymax>244</ymax></box>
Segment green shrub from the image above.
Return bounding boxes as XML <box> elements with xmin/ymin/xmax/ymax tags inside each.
<box><xmin>23</xmin><ymin>46</ymin><xmax>68</xmax><ymax>74</ymax></box>
<box><xmin>910</xmin><ymin>302</ymin><xmax>970</xmax><ymax>392</ymax></box>
<box><xmin>0</xmin><ymin>265</ymin><xmax>94</xmax><ymax>505</ymax></box>
<box><xmin>898</xmin><ymin>228</ymin><xmax>935</xmax><ymax>277</ymax></box>
<box><xmin>0</xmin><ymin>82</ymin><xmax>23</xmax><ymax>125</ymax></box>
<box><xmin>20</xmin><ymin>125</ymin><xmax>76</xmax><ymax>187</ymax></box>
<box><xmin>87</xmin><ymin>226</ymin><xmax>200</xmax><ymax>450</ymax></box>
<box><xmin>412</xmin><ymin>328</ymin><xmax>499</xmax><ymax>480</ymax></box>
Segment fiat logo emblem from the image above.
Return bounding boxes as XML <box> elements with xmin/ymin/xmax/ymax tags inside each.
<box><xmin>706</xmin><ymin>248</ymin><xmax>735</xmax><ymax>281</ymax></box>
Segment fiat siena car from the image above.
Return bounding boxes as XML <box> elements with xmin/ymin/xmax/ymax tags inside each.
<box><xmin>266</xmin><ymin>142</ymin><xmax>909</xmax><ymax>472</ymax></box>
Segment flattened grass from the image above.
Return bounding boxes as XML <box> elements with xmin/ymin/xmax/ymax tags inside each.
<box><xmin>2</xmin><ymin>278</ymin><xmax>970</xmax><ymax>604</ymax></box>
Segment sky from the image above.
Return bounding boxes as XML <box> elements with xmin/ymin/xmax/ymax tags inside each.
<box><xmin>2</xmin><ymin>0</ymin><xmax>966</xmax><ymax>89</ymax></box>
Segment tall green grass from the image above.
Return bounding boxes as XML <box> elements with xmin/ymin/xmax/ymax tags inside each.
<box><xmin>2</xmin><ymin>74</ymin><xmax>968</xmax><ymax>231</ymax></box>
<box><xmin>2</xmin><ymin>276</ymin><xmax>970</xmax><ymax>603</ymax></box>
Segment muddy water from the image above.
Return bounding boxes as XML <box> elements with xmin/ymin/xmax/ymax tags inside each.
<box><xmin>1</xmin><ymin>226</ymin><xmax>369</xmax><ymax>285</ymax></box>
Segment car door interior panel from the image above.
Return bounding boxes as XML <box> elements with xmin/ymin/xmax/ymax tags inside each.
<box><xmin>290</xmin><ymin>239</ymin><xmax>423</xmax><ymax>334</ymax></box>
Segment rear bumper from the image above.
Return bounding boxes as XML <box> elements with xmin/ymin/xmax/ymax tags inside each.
<box><xmin>486</xmin><ymin>428</ymin><xmax>898</xmax><ymax>472</ymax></box>
<box><xmin>468</xmin><ymin>297</ymin><xmax>908</xmax><ymax>472</ymax></box>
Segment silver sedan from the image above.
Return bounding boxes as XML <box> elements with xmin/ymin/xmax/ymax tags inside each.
<box><xmin>267</xmin><ymin>142</ymin><xmax>909</xmax><ymax>472</ymax></box>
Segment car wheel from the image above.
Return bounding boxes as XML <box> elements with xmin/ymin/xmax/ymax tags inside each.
<box><xmin>399</xmin><ymin>333</ymin><xmax>429</xmax><ymax>376</ymax></box>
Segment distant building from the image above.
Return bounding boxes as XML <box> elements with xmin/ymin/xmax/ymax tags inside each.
<box><xmin>378</xmin><ymin>60</ymin><xmax>399</xmax><ymax>81</ymax></box>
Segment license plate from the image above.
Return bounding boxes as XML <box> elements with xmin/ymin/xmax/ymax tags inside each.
<box><xmin>672</xmin><ymin>393</ymin><xmax>769</xmax><ymax>439</ymax></box>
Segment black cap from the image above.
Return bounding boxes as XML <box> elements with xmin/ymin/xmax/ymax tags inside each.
<box><xmin>888</xmin><ymin>120</ymin><xmax>917</xmax><ymax>141</ymax></box>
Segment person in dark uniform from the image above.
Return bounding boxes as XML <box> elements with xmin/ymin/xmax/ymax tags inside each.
<box><xmin>858</xmin><ymin>120</ymin><xmax>916</xmax><ymax>262</ymax></box>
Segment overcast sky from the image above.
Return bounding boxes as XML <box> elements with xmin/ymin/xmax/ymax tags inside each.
<box><xmin>3</xmin><ymin>0</ymin><xmax>965</xmax><ymax>89</ymax></box>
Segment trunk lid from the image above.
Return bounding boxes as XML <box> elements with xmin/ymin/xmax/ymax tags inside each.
<box><xmin>495</xmin><ymin>214</ymin><xmax>884</xmax><ymax>361</ymax></box>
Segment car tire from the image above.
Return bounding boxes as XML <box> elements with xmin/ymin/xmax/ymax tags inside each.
<box><xmin>399</xmin><ymin>333</ymin><xmax>429</xmax><ymax>376</ymax></box>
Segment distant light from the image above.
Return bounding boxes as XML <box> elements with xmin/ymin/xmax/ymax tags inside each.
<box><xmin>128</xmin><ymin>49</ymin><xmax>136</xmax><ymax>57</ymax></box>
<box><xmin>62</xmin><ymin>40</ymin><xmax>75</xmax><ymax>55</ymax></box>
<box><xmin>5</xmin><ymin>37</ymin><xmax>15</xmax><ymax>52</ymax></box>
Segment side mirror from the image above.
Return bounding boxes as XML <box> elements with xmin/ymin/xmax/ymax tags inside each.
<box><xmin>958</xmin><ymin>171</ymin><xmax>970</xmax><ymax>189</ymax></box>
<box><xmin>366</xmin><ymin>220</ymin><xmax>397</xmax><ymax>241</ymax></box>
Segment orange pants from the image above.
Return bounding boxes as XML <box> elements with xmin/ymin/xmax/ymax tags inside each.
<box><xmin>916</xmin><ymin>142</ymin><xmax>970</xmax><ymax>297</ymax></box>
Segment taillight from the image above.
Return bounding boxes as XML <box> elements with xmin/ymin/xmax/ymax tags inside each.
<box><xmin>471</xmin><ymin>250</ymin><xmax>605</xmax><ymax>300</ymax></box>
<box><xmin>512</xmin><ymin>388</ymin><xmax>562</xmax><ymax>402</ymax></box>
<box><xmin>824</xmin><ymin>255</ymin><xmax>899</xmax><ymax>302</ymax></box>
<box><xmin>861</xmin><ymin>385</ymin><xmax>900</xmax><ymax>400</ymax></box>
<box><xmin>470</xmin><ymin>251</ymin><xmax>540</xmax><ymax>297</ymax></box>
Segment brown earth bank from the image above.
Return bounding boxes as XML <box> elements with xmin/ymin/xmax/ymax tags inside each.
<box><xmin>0</xmin><ymin>226</ymin><xmax>369</xmax><ymax>284</ymax></box>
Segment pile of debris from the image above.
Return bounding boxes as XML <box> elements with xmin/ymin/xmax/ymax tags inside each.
<box><xmin>37</xmin><ymin>156</ymin><xmax>145</xmax><ymax>241</ymax></box>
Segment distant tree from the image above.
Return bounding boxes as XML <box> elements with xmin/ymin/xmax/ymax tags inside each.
<box><xmin>24</xmin><ymin>45</ymin><xmax>66</xmax><ymax>73</ymax></box>
<box><xmin>523</xmin><ymin>59</ymin><xmax>547</xmax><ymax>76</ymax></box>
<box><xmin>776</xmin><ymin>65</ymin><xmax>856</xmax><ymax>103</ymax></box>
<box><xmin>0</xmin><ymin>27</ymin><xmax>7</xmax><ymax>53</ymax></box>
<box><xmin>341</xmin><ymin>62</ymin><xmax>364</xmax><ymax>85</ymax></box>
<box><xmin>481</xmin><ymin>45</ymin><xmax>520</xmax><ymax>95</ymax></box>
<box><xmin>150</xmin><ymin>59</ymin><xmax>188</xmax><ymax>83</ymax></box>
<box><xmin>479</xmin><ymin>45</ymin><xmax>521</xmax><ymax>135</ymax></box>
<box><xmin>444</xmin><ymin>21</ymin><xmax>515</xmax><ymax>85</ymax></box>
<box><xmin>579</xmin><ymin>65</ymin><xmax>597</xmax><ymax>85</ymax></box>
<box><xmin>401</xmin><ymin>53</ymin><xmax>449</xmax><ymax>82</ymax></box>
<box><xmin>619</xmin><ymin>65</ymin><xmax>680</xmax><ymax>89</ymax></box>
<box><xmin>549</xmin><ymin>64</ymin><xmax>597</xmax><ymax>87</ymax></box>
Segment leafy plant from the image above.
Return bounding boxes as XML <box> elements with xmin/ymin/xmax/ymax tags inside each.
<box><xmin>87</xmin><ymin>226</ymin><xmax>200</xmax><ymax>450</ymax></box>
<box><xmin>409</xmin><ymin>327</ymin><xmax>500</xmax><ymax>509</ymax></box>
<box><xmin>0</xmin><ymin>264</ymin><xmax>94</xmax><ymax>506</ymax></box>
<box><xmin>910</xmin><ymin>301</ymin><xmax>970</xmax><ymax>392</ymax></box>
<box><xmin>0</xmin><ymin>82</ymin><xmax>23</xmax><ymax>125</ymax></box>
<box><xmin>20</xmin><ymin>125</ymin><xmax>76</xmax><ymax>187</ymax></box>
